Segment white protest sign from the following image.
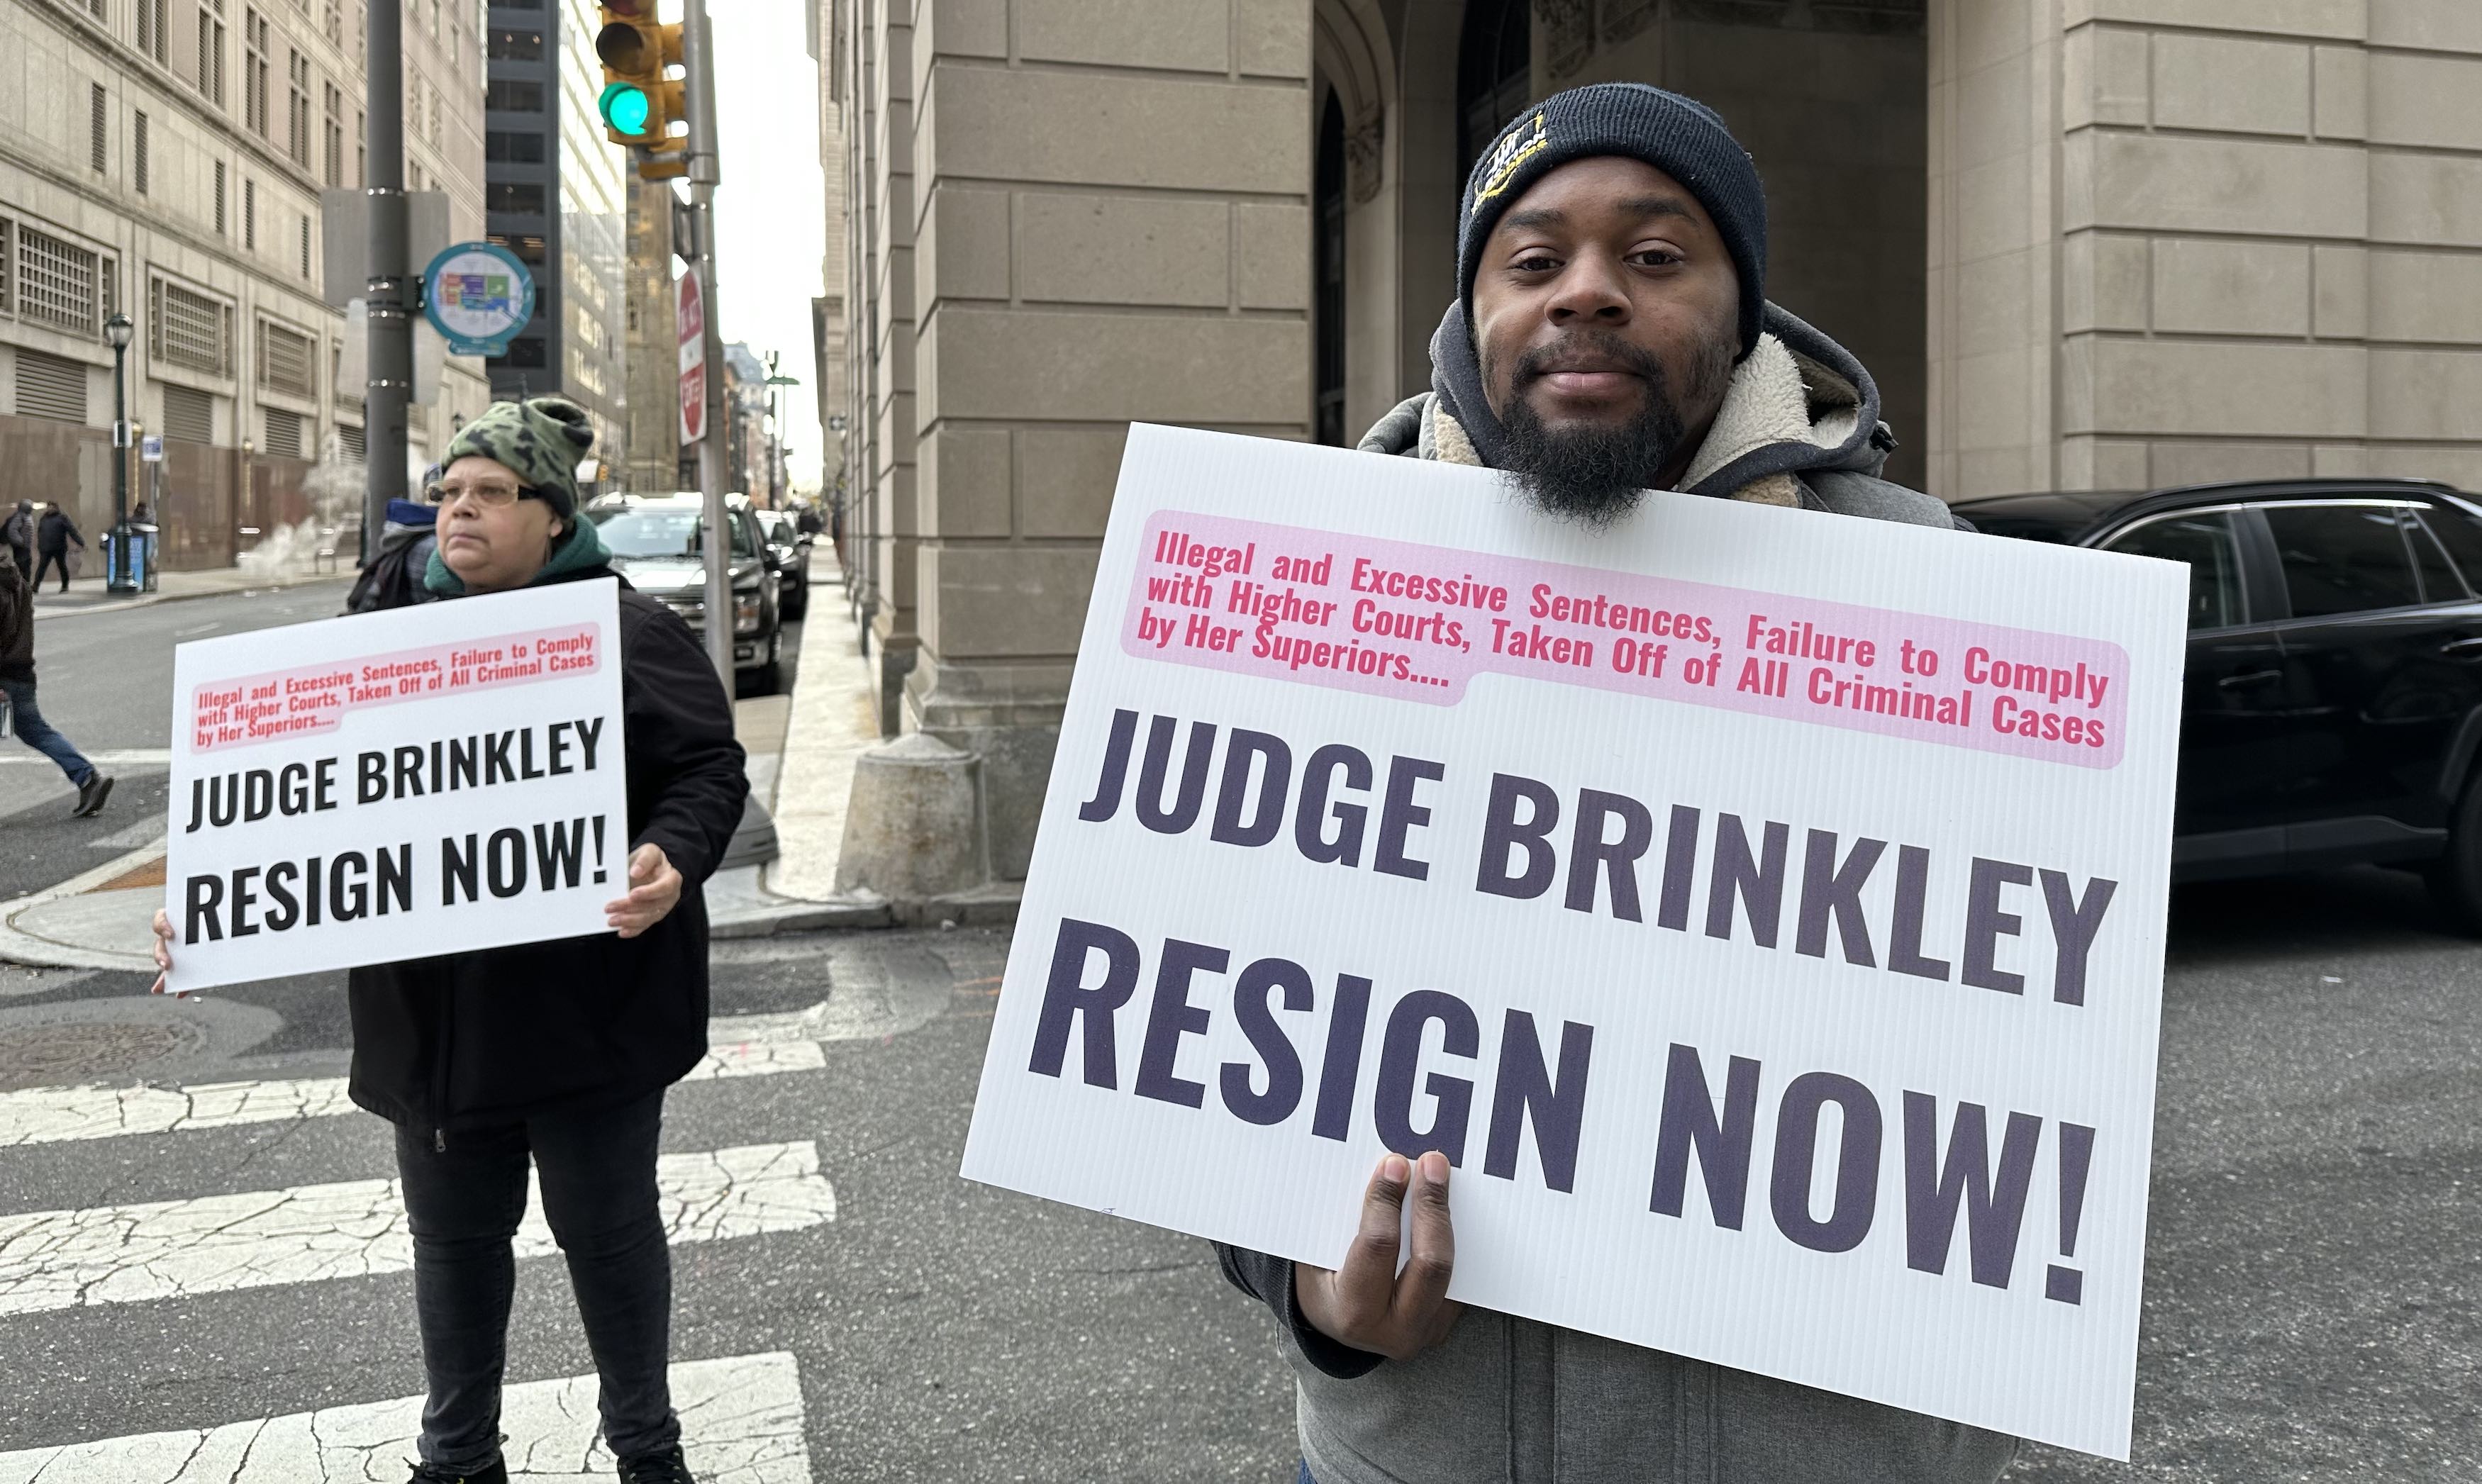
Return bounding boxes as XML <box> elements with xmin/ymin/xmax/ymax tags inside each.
<box><xmin>962</xmin><ymin>425</ymin><xmax>2185</xmax><ymax>1458</ymax></box>
<box><xmin>165</xmin><ymin>582</ymin><xmax>628</xmax><ymax>993</ymax></box>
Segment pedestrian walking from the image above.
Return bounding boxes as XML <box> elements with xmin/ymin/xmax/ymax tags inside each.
<box><xmin>0</xmin><ymin>542</ymin><xmax>113</xmax><ymax>815</ymax></box>
<box><xmin>152</xmin><ymin>397</ymin><xmax>746</xmax><ymax>1484</ymax></box>
<box><xmin>2</xmin><ymin>499</ymin><xmax>33</xmax><ymax>576</ymax></box>
<box><xmin>33</xmin><ymin>503</ymin><xmax>84</xmax><ymax>593</ymax></box>
<box><xmin>1215</xmin><ymin>84</ymin><xmax>2017</xmax><ymax>1484</ymax></box>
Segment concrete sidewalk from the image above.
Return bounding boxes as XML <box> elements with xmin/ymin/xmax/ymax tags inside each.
<box><xmin>30</xmin><ymin>558</ymin><xmax>352</xmax><ymax>620</ymax></box>
<box><xmin>0</xmin><ymin>562</ymin><xmax>915</xmax><ymax>969</ymax></box>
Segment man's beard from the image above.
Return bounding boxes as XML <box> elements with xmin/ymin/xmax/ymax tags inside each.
<box><xmin>1493</xmin><ymin>332</ymin><xmax>1732</xmax><ymax>523</ymax></box>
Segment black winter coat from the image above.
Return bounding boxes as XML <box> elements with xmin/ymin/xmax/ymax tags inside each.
<box><xmin>345</xmin><ymin>563</ymin><xmax>748</xmax><ymax>1137</ymax></box>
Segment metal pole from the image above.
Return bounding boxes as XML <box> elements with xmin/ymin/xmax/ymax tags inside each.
<box><xmin>362</xmin><ymin>0</ymin><xmax>412</xmax><ymax>567</ymax></box>
<box><xmin>681</xmin><ymin>0</ymin><xmax>733</xmax><ymax>687</ymax></box>
<box><xmin>111</xmin><ymin>342</ymin><xmax>128</xmax><ymax>549</ymax></box>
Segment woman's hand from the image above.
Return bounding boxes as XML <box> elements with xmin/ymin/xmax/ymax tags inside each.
<box><xmin>148</xmin><ymin>908</ymin><xmax>191</xmax><ymax>998</ymax></box>
<box><xmin>606</xmin><ymin>843</ymin><xmax>682</xmax><ymax>938</ymax></box>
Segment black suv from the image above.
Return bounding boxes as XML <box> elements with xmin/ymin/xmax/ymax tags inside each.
<box><xmin>583</xmin><ymin>492</ymin><xmax>785</xmax><ymax>696</ymax></box>
<box><xmin>1956</xmin><ymin>479</ymin><xmax>2482</xmax><ymax>927</ymax></box>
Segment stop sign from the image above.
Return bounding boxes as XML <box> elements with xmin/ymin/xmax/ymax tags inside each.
<box><xmin>677</xmin><ymin>269</ymin><xmax>706</xmax><ymax>446</ymax></box>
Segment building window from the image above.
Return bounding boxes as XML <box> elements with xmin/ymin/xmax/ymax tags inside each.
<box><xmin>153</xmin><ymin>276</ymin><xmax>234</xmax><ymax>375</ymax></box>
<box><xmin>197</xmin><ymin>0</ymin><xmax>226</xmax><ymax>104</ymax></box>
<box><xmin>356</xmin><ymin>108</ymin><xmax>365</xmax><ymax>185</ymax></box>
<box><xmin>15</xmin><ymin>225</ymin><xmax>104</xmax><ymax>334</ymax></box>
<box><xmin>486</xmin><ymin>27</ymin><xmax>541</xmax><ymax>59</ymax></box>
<box><xmin>138</xmin><ymin>0</ymin><xmax>166</xmax><ymax>62</ymax></box>
<box><xmin>486</xmin><ymin>130</ymin><xmax>546</xmax><ymax>163</ymax></box>
<box><xmin>261</xmin><ymin>406</ymin><xmax>304</xmax><ymax>458</ymax></box>
<box><xmin>494</xmin><ymin>337</ymin><xmax>547</xmax><ymax>369</ymax></box>
<box><xmin>89</xmin><ymin>85</ymin><xmax>107</xmax><ymax>172</ymax></box>
<box><xmin>323</xmin><ymin>0</ymin><xmax>340</xmax><ymax>45</ymax></box>
<box><xmin>162</xmin><ymin>382</ymin><xmax>216</xmax><ymax>443</ymax></box>
<box><xmin>484</xmin><ymin>78</ymin><xmax>543</xmax><ymax>111</ymax></box>
<box><xmin>323</xmin><ymin>82</ymin><xmax>343</xmax><ymax>186</ymax></box>
<box><xmin>299</xmin><ymin>216</ymin><xmax>311</xmax><ymax>279</ymax></box>
<box><xmin>488</xmin><ymin>232</ymin><xmax>547</xmax><ymax>263</ymax></box>
<box><xmin>243</xmin><ymin>178</ymin><xmax>257</xmax><ymax>250</ymax></box>
<box><xmin>288</xmin><ymin>51</ymin><xmax>311</xmax><ymax>167</ymax></box>
<box><xmin>134</xmin><ymin>111</ymin><xmax>149</xmax><ymax>194</ymax></box>
<box><xmin>214</xmin><ymin>161</ymin><xmax>228</xmax><ymax>234</ymax></box>
<box><xmin>244</xmin><ymin>9</ymin><xmax>269</xmax><ymax>135</ymax></box>
<box><xmin>337</xmin><ymin>420</ymin><xmax>364</xmax><ymax>462</ymax></box>
<box><xmin>13</xmin><ymin>350</ymin><xmax>89</xmax><ymax>425</ymax></box>
<box><xmin>257</xmin><ymin>316</ymin><xmax>316</xmax><ymax>396</ymax></box>
<box><xmin>488</xmin><ymin>180</ymin><xmax>546</xmax><ymax>215</ymax></box>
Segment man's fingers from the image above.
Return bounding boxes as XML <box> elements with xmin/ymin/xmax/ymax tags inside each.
<box><xmin>1334</xmin><ymin>1153</ymin><xmax>1410</xmax><ymax>1304</ymax></box>
<box><xmin>1393</xmin><ymin>1151</ymin><xmax>1458</xmax><ymax>1320</ymax></box>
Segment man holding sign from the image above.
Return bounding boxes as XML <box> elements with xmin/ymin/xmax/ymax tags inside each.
<box><xmin>154</xmin><ymin>398</ymin><xmax>746</xmax><ymax>1484</ymax></box>
<box><xmin>964</xmin><ymin>82</ymin><xmax>2181</xmax><ymax>1480</ymax></box>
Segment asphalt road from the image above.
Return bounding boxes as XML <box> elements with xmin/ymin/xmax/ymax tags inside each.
<box><xmin>1</xmin><ymin>871</ymin><xmax>2478</xmax><ymax>1477</ymax></box>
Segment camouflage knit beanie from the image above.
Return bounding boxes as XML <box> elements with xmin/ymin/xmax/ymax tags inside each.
<box><xmin>443</xmin><ymin>396</ymin><xmax>595</xmax><ymax>520</ymax></box>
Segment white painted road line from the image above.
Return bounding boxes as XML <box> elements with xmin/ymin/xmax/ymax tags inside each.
<box><xmin>0</xmin><ymin>1349</ymin><xmax>811</xmax><ymax>1482</ymax></box>
<box><xmin>0</xmin><ymin>748</ymin><xmax>175</xmax><ymax>768</ymax></box>
<box><xmin>0</xmin><ymin>1141</ymin><xmax>834</xmax><ymax>1317</ymax></box>
<box><xmin>0</xmin><ymin>1005</ymin><xmax>833</xmax><ymax>1147</ymax></box>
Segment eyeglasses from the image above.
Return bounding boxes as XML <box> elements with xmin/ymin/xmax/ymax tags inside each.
<box><xmin>423</xmin><ymin>479</ymin><xmax>538</xmax><ymax>509</ymax></box>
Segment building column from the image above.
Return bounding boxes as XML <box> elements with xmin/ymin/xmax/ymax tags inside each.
<box><xmin>900</xmin><ymin>0</ymin><xmax>1313</xmax><ymax>883</ymax></box>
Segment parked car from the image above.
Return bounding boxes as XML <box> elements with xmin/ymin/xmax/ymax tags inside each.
<box><xmin>753</xmin><ymin>508</ymin><xmax>813</xmax><ymax>619</ymax></box>
<box><xmin>582</xmin><ymin>491</ymin><xmax>784</xmax><ymax>696</ymax></box>
<box><xmin>1957</xmin><ymin>477</ymin><xmax>2482</xmax><ymax>927</ymax></box>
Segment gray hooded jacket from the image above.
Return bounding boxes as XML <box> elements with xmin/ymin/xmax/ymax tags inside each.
<box><xmin>1216</xmin><ymin>306</ymin><xmax>2013</xmax><ymax>1484</ymax></box>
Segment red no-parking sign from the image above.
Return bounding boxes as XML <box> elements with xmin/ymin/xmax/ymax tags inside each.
<box><xmin>677</xmin><ymin>269</ymin><xmax>707</xmax><ymax>446</ymax></box>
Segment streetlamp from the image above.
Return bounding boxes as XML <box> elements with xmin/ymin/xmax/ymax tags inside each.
<box><xmin>103</xmin><ymin>312</ymin><xmax>138</xmax><ymax>593</ymax></box>
<box><xmin>763</xmin><ymin>352</ymin><xmax>800</xmax><ymax>511</ymax></box>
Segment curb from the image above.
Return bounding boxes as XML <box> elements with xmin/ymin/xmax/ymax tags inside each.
<box><xmin>0</xmin><ymin>840</ymin><xmax>167</xmax><ymax>972</ymax></box>
<box><xmin>31</xmin><ymin>567</ymin><xmax>351</xmax><ymax>622</ymax></box>
<box><xmin>709</xmin><ymin>881</ymin><xmax>1022</xmax><ymax>938</ymax></box>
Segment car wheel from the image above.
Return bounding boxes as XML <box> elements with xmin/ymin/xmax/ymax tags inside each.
<box><xmin>2427</xmin><ymin>771</ymin><xmax>2482</xmax><ymax>933</ymax></box>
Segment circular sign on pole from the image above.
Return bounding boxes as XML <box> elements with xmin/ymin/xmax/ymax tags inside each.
<box><xmin>421</xmin><ymin>242</ymin><xmax>536</xmax><ymax>357</ymax></box>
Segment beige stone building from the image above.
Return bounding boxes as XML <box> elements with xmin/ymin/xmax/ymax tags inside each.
<box><xmin>1</xmin><ymin>0</ymin><xmax>491</xmax><ymax>569</ymax></box>
<box><xmin>818</xmin><ymin>0</ymin><xmax>2482</xmax><ymax>894</ymax></box>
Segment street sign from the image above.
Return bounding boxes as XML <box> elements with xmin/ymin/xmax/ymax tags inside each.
<box><xmin>112</xmin><ymin>420</ymin><xmax>133</xmax><ymax>449</ymax></box>
<box><xmin>140</xmin><ymin>434</ymin><xmax>164</xmax><ymax>463</ymax></box>
<box><xmin>420</xmin><ymin>241</ymin><xmax>536</xmax><ymax>357</ymax></box>
<box><xmin>678</xmin><ymin>268</ymin><xmax>707</xmax><ymax>446</ymax></box>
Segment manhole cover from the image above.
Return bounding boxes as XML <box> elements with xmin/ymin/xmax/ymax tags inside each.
<box><xmin>0</xmin><ymin>1021</ymin><xmax>199</xmax><ymax>1090</ymax></box>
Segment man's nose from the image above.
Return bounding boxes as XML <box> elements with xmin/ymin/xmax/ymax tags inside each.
<box><xmin>1545</xmin><ymin>254</ymin><xmax>1632</xmax><ymax>324</ymax></box>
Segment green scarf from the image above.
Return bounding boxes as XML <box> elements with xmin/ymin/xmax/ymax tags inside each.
<box><xmin>425</xmin><ymin>516</ymin><xmax>611</xmax><ymax>597</ymax></box>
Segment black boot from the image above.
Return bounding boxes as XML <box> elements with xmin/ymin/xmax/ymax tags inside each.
<box><xmin>73</xmin><ymin>772</ymin><xmax>112</xmax><ymax>817</ymax></box>
<box><xmin>617</xmin><ymin>1445</ymin><xmax>697</xmax><ymax>1483</ymax></box>
<box><xmin>406</xmin><ymin>1463</ymin><xmax>508</xmax><ymax>1484</ymax></box>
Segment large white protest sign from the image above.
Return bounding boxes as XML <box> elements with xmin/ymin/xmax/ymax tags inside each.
<box><xmin>962</xmin><ymin>425</ymin><xmax>2185</xmax><ymax>1458</ymax></box>
<box><xmin>164</xmin><ymin>581</ymin><xmax>628</xmax><ymax>993</ymax></box>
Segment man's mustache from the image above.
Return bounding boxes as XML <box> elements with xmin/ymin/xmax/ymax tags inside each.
<box><xmin>1510</xmin><ymin>332</ymin><xmax>1667</xmax><ymax>390</ymax></box>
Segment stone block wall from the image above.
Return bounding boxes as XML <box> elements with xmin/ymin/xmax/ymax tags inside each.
<box><xmin>1932</xmin><ymin>0</ymin><xmax>2482</xmax><ymax>498</ymax></box>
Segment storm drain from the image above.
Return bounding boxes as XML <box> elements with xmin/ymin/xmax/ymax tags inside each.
<box><xmin>0</xmin><ymin>1020</ymin><xmax>203</xmax><ymax>1090</ymax></box>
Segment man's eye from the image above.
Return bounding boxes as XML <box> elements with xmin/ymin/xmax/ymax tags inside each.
<box><xmin>1630</xmin><ymin>249</ymin><xmax>1682</xmax><ymax>269</ymax></box>
<box><xmin>1513</xmin><ymin>253</ymin><xmax>1560</xmax><ymax>273</ymax></box>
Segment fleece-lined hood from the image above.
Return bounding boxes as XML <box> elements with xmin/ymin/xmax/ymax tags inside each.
<box><xmin>1364</xmin><ymin>300</ymin><xmax>1903</xmax><ymax>511</ymax></box>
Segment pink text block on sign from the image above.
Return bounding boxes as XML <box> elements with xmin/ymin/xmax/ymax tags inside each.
<box><xmin>189</xmin><ymin>623</ymin><xmax>603</xmax><ymax>754</ymax></box>
<box><xmin>1120</xmin><ymin>511</ymin><xmax>2131</xmax><ymax>769</ymax></box>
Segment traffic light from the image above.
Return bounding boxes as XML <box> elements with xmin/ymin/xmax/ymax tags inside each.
<box><xmin>594</xmin><ymin>1</ymin><xmax>684</xmax><ymax>152</ymax></box>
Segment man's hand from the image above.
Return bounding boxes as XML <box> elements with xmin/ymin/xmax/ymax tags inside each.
<box><xmin>606</xmin><ymin>843</ymin><xmax>682</xmax><ymax>938</ymax></box>
<box><xmin>148</xmin><ymin>908</ymin><xmax>192</xmax><ymax>999</ymax></box>
<box><xmin>1295</xmin><ymin>1151</ymin><xmax>1463</xmax><ymax>1361</ymax></box>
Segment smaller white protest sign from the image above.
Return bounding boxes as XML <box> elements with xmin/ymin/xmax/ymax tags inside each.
<box><xmin>164</xmin><ymin>582</ymin><xmax>628</xmax><ymax>993</ymax></box>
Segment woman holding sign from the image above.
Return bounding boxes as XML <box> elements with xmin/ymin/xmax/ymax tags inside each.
<box><xmin>154</xmin><ymin>398</ymin><xmax>746</xmax><ymax>1484</ymax></box>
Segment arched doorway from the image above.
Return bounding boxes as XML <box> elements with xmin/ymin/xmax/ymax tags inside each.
<box><xmin>1457</xmin><ymin>0</ymin><xmax>1530</xmax><ymax>190</ymax></box>
<box><xmin>1315</xmin><ymin>89</ymin><xmax>1348</xmax><ymax>447</ymax></box>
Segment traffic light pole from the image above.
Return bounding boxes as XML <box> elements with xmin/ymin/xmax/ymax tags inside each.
<box><xmin>362</xmin><ymin>0</ymin><xmax>413</xmax><ymax>563</ymax></box>
<box><xmin>680</xmin><ymin>0</ymin><xmax>733</xmax><ymax>688</ymax></box>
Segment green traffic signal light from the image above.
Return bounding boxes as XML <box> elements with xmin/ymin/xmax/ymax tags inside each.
<box><xmin>599</xmin><ymin>81</ymin><xmax>652</xmax><ymax>135</ymax></box>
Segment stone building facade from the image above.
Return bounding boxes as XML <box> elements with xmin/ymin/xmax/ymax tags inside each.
<box><xmin>820</xmin><ymin>0</ymin><xmax>2482</xmax><ymax>895</ymax></box>
<box><xmin>2</xmin><ymin>0</ymin><xmax>491</xmax><ymax>568</ymax></box>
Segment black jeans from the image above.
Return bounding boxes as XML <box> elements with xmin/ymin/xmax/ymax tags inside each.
<box><xmin>394</xmin><ymin>1088</ymin><xmax>680</xmax><ymax>1469</ymax></box>
<box><xmin>33</xmin><ymin>549</ymin><xmax>70</xmax><ymax>591</ymax></box>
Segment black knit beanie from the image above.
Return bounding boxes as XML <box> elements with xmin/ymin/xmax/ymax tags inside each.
<box><xmin>1459</xmin><ymin>83</ymin><xmax>1769</xmax><ymax>357</ymax></box>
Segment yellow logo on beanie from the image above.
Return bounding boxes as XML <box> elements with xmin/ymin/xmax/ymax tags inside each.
<box><xmin>1474</xmin><ymin>112</ymin><xmax>1549</xmax><ymax>208</ymax></box>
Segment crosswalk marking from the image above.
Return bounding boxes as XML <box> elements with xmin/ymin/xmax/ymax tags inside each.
<box><xmin>0</xmin><ymin>1349</ymin><xmax>810</xmax><ymax>1482</ymax></box>
<box><xmin>0</xmin><ymin>1142</ymin><xmax>833</xmax><ymax>1317</ymax></box>
<box><xmin>0</xmin><ymin>1004</ymin><xmax>833</xmax><ymax>1148</ymax></box>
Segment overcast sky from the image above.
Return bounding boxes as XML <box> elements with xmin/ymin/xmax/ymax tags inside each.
<box><xmin>703</xmin><ymin>2</ymin><xmax>826</xmax><ymax>492</ymax></box>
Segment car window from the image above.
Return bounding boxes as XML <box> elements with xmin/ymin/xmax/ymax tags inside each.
<box><xmin>586</xmin><ymin>507</ymin><xmax>759</xmax><ymax>558</ymax></box>
<box><xmin>2405</xmin><ymin>513</ymin><xmax>2466</xmax><ymax>603</ymax></box>
<box><xmin>2417</xmin><ymin>503</ymin><xmax>2482</xmax><ymax>596</ymax></box>
<box><xmin>2101</xmin><ymin>512</ymin><xmax>2247</xmax><ymax>631</ymax></box>
<box><xmin>2260</xmin><ymin>503</ymin><xmax>2422</xmax><ymax>619</ymax></box>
